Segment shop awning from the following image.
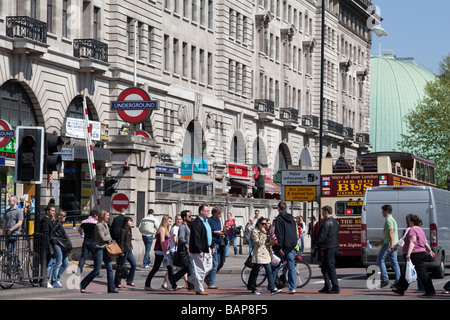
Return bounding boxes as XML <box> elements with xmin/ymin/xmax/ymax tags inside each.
<box><xmin>264</xmin><ymin>180</ymin><xmax>281</xmax><ymax>193</ymax></box>
<box><xmin>230</xmin><ymin>178</ymin><xmax>254</xmax><ymax>187</ymax></box>
<box><xmin>193</xmin><ymin>173</ymin><xmax>230</xmax><ymax>190</ymax></box>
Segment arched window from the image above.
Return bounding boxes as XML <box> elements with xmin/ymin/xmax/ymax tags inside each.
<box><xmin>0</xmin><ymin>81</ymin><xmax>37</xmax><ymax>128</ymax></box>
<box><xmin>183</xmin><ymin>120</ymin><xmax>207</xmax><ymax>173</ymax></box>
<box><xmin>62</xmin><ymin>96</ymin><xmax>98</xmax><ymax>136</ymax></box>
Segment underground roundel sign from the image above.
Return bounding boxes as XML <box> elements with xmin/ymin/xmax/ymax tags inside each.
<box><xmin>111</xmin><ymin>87</ymin><xmax>159</xmax><ymax>124</ymax></box>
<box><xmin>0</xmin><ymin>120</ymin><xmax>14</xmax><ymax>148</ymax></box>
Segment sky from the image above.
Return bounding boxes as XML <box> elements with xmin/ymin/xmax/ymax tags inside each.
<box><xmin>371</xmin><ymin>0</ymin><xmax>450</xmax><ymax>74</ymax></box>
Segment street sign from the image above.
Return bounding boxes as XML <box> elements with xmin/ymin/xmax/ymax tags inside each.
<box><xmin>283</xmin><ymin>186</ymin><xmax>317</xmax><ymax>202</ymax></box>
<box><xmin>135</xmin><ymin>130</ymin><xmax>151</xmax><ymax>139</ymax></box>
<box><xmin>111</xmin><ymin>193</ymin><xmax>129</xmax><ymax>212</ymax></box>
<box><xmin>281</xmin><ymin>170</ymin><xmax>320</xmax><ymax>186</ymax></box>
<box><xmin>111</xmin><ymin>87</ymin><xmax>159</xmax><ymax>124</ymax></box>
<box><xmin>0</xmin><ymin>120</ymin><xmax>13</xmax><ymax>148</ymax></box>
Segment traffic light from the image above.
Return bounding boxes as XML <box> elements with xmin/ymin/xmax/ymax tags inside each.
<box><xmin>104</xmin><ymin>177</ymin><xmax>117</xmax><ymax>196</ymax></box>
<box><xmin>15</xmin><ymin>126</ymin><xmax>45</xmax><ymax>184</ymax></box>
<box><xmin>44</xmin><ymin>132</ymin><xmax>63</xmax><ymax>173</ymax></box>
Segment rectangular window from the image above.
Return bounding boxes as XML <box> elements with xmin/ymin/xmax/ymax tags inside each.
<box><xmin>173</xmin><ymin>38</ymin><xmax>179</xmax><ymax>74</ymax></box>
<box><xmin>199</xmin><ymin>49</ymin><xmax>205</xmax><ymax>83</ymax></box>
<box><xmin>191</xmin><ymin>45</ymin><xmax>197</xmax><ymax>80</ymax></box>
<box><xmin>137</xmin><ymin>22</ymin><xmax>143</xmax><ymax>59</ymax></box>
<box><xmin>47</xmin><ymin>0</ymin><xmax>53</xmax><ymax>33</ymax></box>
<box><xmin>164</xmin><ymin>35</ymin><xmax>170</xmax><ymax>71</ymax></box>
<box><xmin>62</xmin><ymin>0</ymin><xmax>68</xmax><ymax>38</ymax></box>
<box><xmin>93</xmin><ymin>7</ymin><xmax>100</xmax><ymax>40</ymax></box>
<box><xmin>182</xmin><ymin>42</ymin><xmax>188</xmax><ymax>77</ymax></box>
<box><xmin>207</xmin><ymin>52</ymin><xmax>213</xmax><ymax>85</ymax></box>
<box><xmin>148</xmin><ymin>26</ymin><xmax>154</xmax><ymax>63</ymax></box>
<box><xmin>207</xmin><ymin>1</ymin><xmax>213</xmax><ymax>29</ymax></box>
<box><xmin>127</xmin><ymin>18</ymin><xmax>133</xmax><ymax>56</ymax></box>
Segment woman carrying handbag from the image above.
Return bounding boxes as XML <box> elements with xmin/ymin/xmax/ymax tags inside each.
<box><xmin>80</xmin><ymin>210</ymin><xmax>118</xmax><ymax>293</ymax></box>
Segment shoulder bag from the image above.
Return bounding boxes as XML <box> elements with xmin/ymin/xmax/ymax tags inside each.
<box><xmin>105</xmin><ymin>242</ymin><xmax>122</xmax><ymax>257</ymax></box>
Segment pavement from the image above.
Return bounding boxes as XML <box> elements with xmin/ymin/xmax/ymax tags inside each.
<box><xmin>0</xmin><ymin>225</ymin><xmax>315</xmax><ymax>299</ymax></box>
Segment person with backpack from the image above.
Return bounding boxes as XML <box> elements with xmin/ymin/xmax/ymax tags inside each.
<box><xmin>138</xmin><ymin>209</ymin><xmax>160</xmax><ymax>268</ymax></box>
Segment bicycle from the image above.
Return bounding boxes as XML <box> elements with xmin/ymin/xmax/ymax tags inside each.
<box><xmin>241</xmin><ymin>256</ymin><xmax>312</xmax><ymax>289</ymax></box>
<box><xmin>0</xmin><ymin>238</ymin><xmax>40</xmax><ymax>289</ymax></box>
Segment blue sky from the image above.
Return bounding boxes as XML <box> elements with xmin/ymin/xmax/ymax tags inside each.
<box><xmin>371</xmin><ymin>0</ymin><xmax>450</xmax><ymax>74</ymax></box>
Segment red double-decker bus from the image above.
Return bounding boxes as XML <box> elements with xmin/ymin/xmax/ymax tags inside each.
<box><xmin>320</xmin><ymin>152</ymin><xmax>435</xmax><ymax>261</ymax></box>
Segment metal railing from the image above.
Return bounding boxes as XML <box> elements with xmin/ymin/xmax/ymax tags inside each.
<box><xmin>280</xmin><ymin>108</ymin><xmax>299</xmax><ymax>121</ymax></box>
<box><xmin>74</xmin><ymin>39</ymin><xmax>108</xmax><ymax>62</ymax></box>
<box><xmin>6</xmin><ymin>16</ymin><xmax>48</xmax><ymax>44</ymax></box>
<box><xmin>0</xmin><ymin>234</ymin><xmax>44</xmax><ymax>289</ymax></box>
<box><xmin>254</xmin><ymin>99</ymin><xmax>275</xmax><ymax>114</ymax></box>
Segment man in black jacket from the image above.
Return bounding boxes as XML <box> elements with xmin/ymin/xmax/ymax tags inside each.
<box><xmin>313</xmin><ymin>205</ymin><xmax>340</xmax><ymax>294</ymax></box>
<box><xmin>188</xmin><ymin>204</ymin><xmax>213</xmax><ymax>295</ymax></box>
<box><xmin>273</xmin><ymin>202</ymin><xmax>298</xmax><ymax>293</ymax></box>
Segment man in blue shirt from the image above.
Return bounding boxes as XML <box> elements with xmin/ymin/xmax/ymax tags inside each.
<box><xmin>205</xmin><ymin>206</ymin><xmax>226</xmax><ymax>289</ymax></box>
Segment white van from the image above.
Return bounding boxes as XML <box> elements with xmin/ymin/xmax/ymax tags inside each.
<box><xmin>361</xmin><ymin>186</ymin><xmax>450</xmax><ymax>278</ymax></box>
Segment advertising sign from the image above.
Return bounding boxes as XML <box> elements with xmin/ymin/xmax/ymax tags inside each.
<box><xmin>228</xmin><ymin>163</ymin><xmax>251</xmax><ymax>179</ymax></box>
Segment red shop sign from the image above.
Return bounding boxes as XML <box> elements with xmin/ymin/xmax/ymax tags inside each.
<box><xmin>228</xmin><ymin>163</ymin><xmax>251</xmax><ymax>179</ymax></box>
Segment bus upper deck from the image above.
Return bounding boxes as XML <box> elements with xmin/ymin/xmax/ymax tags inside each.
<box><xmin>321</xmin><ymin>152</ymin><xmax>435</xmax><ymax>186</ymax></box>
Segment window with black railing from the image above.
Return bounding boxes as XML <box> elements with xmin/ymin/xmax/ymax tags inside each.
<box><xmin>73</xmin><ymin>39</ymin><xmax>108</xmax><ymax>63</ymax></box>
<box><xmin>6</xmin><ymin>16</ymin><xmax>48</xmax><ymax>44</ymax></box>
<box><xmin>254</xmin><ymin>99</ymin><xmax>275</xmax><ymax>114</ymax></box>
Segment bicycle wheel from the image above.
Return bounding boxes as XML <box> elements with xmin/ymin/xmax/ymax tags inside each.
<box><xmin>0</xmin><ymin>253</ymin><xmax>15</xmax><ymax>289</ymax></box>
<box><xmin>295</xmin><ymin>261</ymin><xmax>312</xmax><ymax>288</ymax></box>
<box><xmin>241</xmin><ymin>265</ymin><xmax>267</xmax><ymax>287</ymax></box>
<box><xmin>25</xmin><ymin>251</ymin><xmax>40</xmax><ymax>287</ymax></box>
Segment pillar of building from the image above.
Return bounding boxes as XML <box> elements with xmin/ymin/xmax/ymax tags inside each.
<box><xmin>106</xmin><ymin>134</ymin><xmax>160</xmax><ymax>262</ymax></box>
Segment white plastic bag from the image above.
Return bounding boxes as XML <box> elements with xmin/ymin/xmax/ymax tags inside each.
<box><xmin>405</xmin><ymin>260</ymin><xmax>417</xmax><ymax>283</ymax></box>
<box><xmin>271</xmin><ymin>254</ymin><xmax>281</xmax><ymax>267</ymax></box>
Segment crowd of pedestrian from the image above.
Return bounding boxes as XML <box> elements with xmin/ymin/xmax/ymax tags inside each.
<box><xmin>2</xmin><ymin>192</ymin><xmax>440</xmax><ymax>297</ymax></box>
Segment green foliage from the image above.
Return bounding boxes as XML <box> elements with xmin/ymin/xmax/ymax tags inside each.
<box><xmin>398</xmin><ymin>54</ymin><xmax>450</xmax><ymax>189</ymax></box>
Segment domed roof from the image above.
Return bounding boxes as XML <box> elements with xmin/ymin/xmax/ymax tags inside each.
<box><xmin>370</xmin><ymin>55</ymin><xmax>436</xmax><ymax>152</ymax></box>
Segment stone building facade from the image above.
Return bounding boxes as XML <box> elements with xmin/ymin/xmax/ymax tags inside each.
<box><xmin>0</xmin><ymin>0</ymin><xmax>372</xmax><ymax>256</ymax></box>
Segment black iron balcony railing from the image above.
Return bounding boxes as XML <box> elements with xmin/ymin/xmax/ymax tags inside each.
<box><xmin>280</xmin><ymin>108</ymin><xmax>299</xmax><ymax>122</ymax></box>
<box><xmin>356</xmin><ymin>133</ymin><xmax>370</xmax><ymax>144</ymax></box>
<box><xmin>6</xmin><ymin>16</ymin><xmax>47</xmax><ymax>44</ymax></box>
<box><xmin>254</xmin><ymin>99</ymin><xmax>275</xmax><ymax>114</ymax></box>
<box><xmin>344</xmin><ymin>127</ymin><xmax>354</xmax><ymax>140</ymax></box>
<box><xmin>326</xmin><ymin>120</ymin><xmax>344</xmax><ymax>135</ymax></box>
<box><xmin>301</xmin><ymin>115</ymin><xmax>319</xmax><ymax>128</ymax></box>
<box><xmin>74</xmin><ymin>39</ymin><xmax>108</xmax><ymax>63</ymax></box>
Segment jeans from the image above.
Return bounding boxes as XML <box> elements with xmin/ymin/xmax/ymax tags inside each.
<box><xmin>50</xmin><ymin>244</ymin><xmax>69</xmax><ymax>284</ymax></box>
<box><xmin>377</xmin><ymin>243</ymin><xmax>401</xmax><ymax>283</ymax></box>
<box><xmin>248</xmin><ymin>263</ymin><xmax>275</xmax><ymax>292</ymax></box>
<box><xmin>80</xmin><ymin>247</ymin><xmax>115</xmax><ymax>292</ymax></box>
<box><xmin>78</xmin><ymin>239</ymin><xmax>96</xmax><ymax>273</ymax></box>
<box><xmin>142</xmin><ymin>234</ymin><xmax>154</xmax><ymax>267</ymax></box>
<box><xmin>205</xmin><ymin>242</ymin><xmax>226</xmax><ymax>285</ymax></box>
<box><xmin>114</xmin><ymin>251</ymin><xmax>137</xmax><ymax>287</ymax></box>
<box><xmin>271</xmin><ymin>249</ymin><xmax>297</xmax><ymax>290</ymax></box>
<box><xmin>225</xmin><ymin>234</ymin><xmax>238</xmax><ymax>256</ymax></box>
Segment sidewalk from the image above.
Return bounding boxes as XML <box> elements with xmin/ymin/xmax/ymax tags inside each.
<box><xmin>0</xmin><ymin>225</ymin><xmax>313</xmax><ymax>299</ymax></box>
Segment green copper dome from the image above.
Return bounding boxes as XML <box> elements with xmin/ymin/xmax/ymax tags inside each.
<box><xmin>370</xmin><ymin>55</ymin><xmax>436</xmax><ymax>152</ymax></box>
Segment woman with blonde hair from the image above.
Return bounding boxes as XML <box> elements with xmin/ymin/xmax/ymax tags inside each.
<box><xmin>80</xmin><ymin>210</ymin><xmax>117</xmax><ymax>293</ymax></box>
<box><xmin>144</xmin><ymin>215</ymin><xmax>173</xmax><ymax>290</ymax></box>
<box><xmin>48</xmin><ymin>210</ymin><xmax>72</xmax><ymax>288</ymax></box>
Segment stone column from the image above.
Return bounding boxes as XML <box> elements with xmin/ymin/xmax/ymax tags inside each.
<box><xmin>106</xmin><ymin>134</ymin><xmax>160</xmax><ymax>263</ymax></box>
